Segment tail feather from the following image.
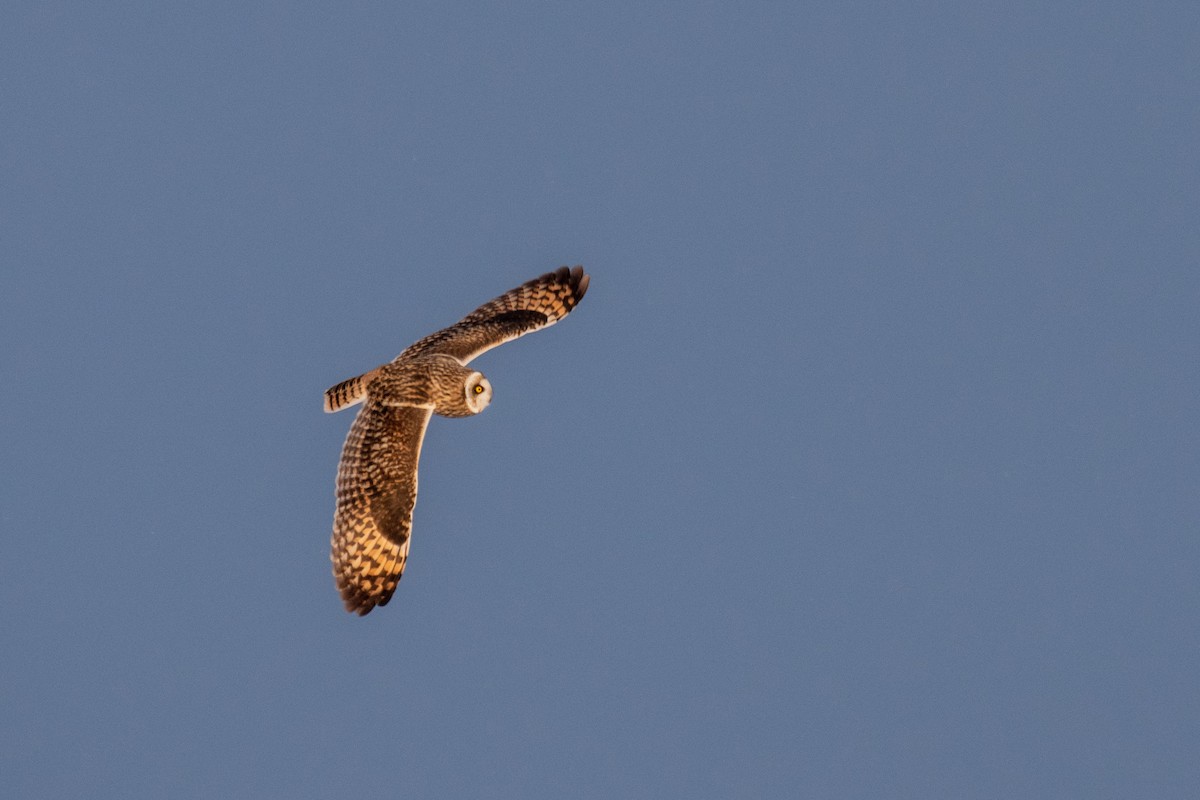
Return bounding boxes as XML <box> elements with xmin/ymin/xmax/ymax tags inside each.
<box><xmin>324</xmin><ymin>370</ymin><xmax>376</xmax><ymax>413</ymax></box>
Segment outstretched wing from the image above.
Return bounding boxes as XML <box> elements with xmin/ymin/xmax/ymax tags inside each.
<box><xmin>331</xmin><ymin>399</ymin><xmax>433</xmax><ymax>615</ymax></box>
<box><xmin>394</xmin><ymin>265</ymin><xmax>590</xmax><ymax>365</ymax></box>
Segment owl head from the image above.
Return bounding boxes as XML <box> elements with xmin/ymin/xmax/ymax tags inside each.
<box><xmin>427</xmin><ymin>358</ymin><xmax>492</xmax><ymax>418</ymax></box>
<box><xmin>462</xmin><ymin>370</ymin><xmax>493</xmax><ymax>414</ymax></box>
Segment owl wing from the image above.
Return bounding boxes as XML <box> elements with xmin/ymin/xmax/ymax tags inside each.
<box><xmin>394</xmin><ymin>265</ymin><xmax>590</xmax><ymax>365</ymax></box>
<box><xmin>331</xmin><ymin>398</ymin><xmax>434</xmax><ymax>615</ymax></box>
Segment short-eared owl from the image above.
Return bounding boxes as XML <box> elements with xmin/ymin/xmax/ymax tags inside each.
<box><xmin>324</xmin><ymin>266</ymin><xmax>590</xmax><ymax>615</ymax></box>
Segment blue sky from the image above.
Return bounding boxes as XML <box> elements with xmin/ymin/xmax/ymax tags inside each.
<box><xmin>3</xmin><ymin>3</ymin><xmax>1198</xmax><ymax>797</ymax></box>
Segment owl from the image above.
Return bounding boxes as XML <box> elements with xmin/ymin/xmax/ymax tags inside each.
<box><xmin>324</xmin><ymin>266</ymin><xmax>590</xmax><ymax>615</ymax></box>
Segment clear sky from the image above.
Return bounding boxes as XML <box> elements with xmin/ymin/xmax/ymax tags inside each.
<box><xmin>3</xmin><ymin>3</ymin><xmax>1198</xmax><ymax>798</ymax></box>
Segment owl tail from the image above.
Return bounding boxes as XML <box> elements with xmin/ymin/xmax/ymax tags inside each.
<box><xmin>323</xmin><ymin>369</ymin><xmax>376</xmax><ymax>413</ymax></box>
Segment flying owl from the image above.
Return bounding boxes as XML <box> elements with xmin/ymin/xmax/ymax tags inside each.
<box><xmin>324</xmin><ymin>266</ymin><xmax>590</xmax><ymax>615</ymax></box>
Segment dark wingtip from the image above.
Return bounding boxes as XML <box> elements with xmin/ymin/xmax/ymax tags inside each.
<box><xmin>573</xmin><ymin>266</ymin><xmax>589</xmax><ymax>301</ymax></box>
<box><xmin>343</xmin><ymin>591</ymin><xmax>372</xmax><ymax>615</ymax></box>
<box><xmin>555</xmin><ymin>264</ymin><xmax>588</xmax><ymax>304</ymax></box>
<box><xmin>535</xmin><ymin>264</ymin><xmax>590</xmax><ymax>309</ymax></box>
<box><xmin>340</xmin><ymin>585</ymin><xmax>385</xmax><ymax>616</ymax></box>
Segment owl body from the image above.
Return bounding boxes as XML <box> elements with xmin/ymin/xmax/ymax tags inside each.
<box><xmin>368</xmin><ymin>356</ymin><xmax>493</xmax><ymax>417</ymax></box>
<box><xmin>326</xmin><ymin>266</ymin><xmax>589</xmax><ymax>615</ymax></box>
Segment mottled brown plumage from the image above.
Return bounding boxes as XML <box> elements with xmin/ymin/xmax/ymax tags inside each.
<box><xmin>325</xmin><ymin>267</ymin><xmax>590</xmax><ymax>615</ymax></box>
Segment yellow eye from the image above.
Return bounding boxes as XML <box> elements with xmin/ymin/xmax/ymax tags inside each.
<box><xmin>473</xmin><ymin>384</ymin><xmax>484</xmax><ymax>394</ymax></box>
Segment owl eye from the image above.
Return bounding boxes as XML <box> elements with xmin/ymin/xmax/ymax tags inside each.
<box><xmin>473</xmin><ymin>384</ymin><xmax>484</xmax><ymax>394</ymax></box>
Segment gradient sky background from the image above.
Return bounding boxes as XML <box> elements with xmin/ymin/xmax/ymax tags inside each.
<box><xmin>3</xmin><ymin>3</ymin><xmax>1198</xmax><ymax>798</ymax></box>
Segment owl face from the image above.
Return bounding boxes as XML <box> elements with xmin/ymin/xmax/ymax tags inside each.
<box><xmin>464</xmin><ymin>371</ymin><xmax>492</xmax><ymax>414</ymax></box>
